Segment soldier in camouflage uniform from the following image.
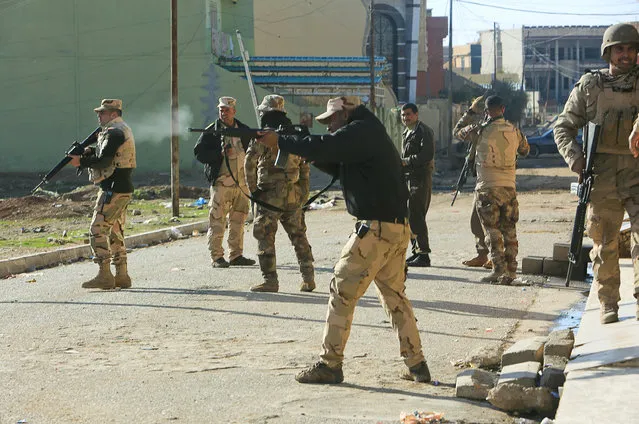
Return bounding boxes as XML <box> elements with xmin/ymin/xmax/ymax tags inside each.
<box><xmin>456</xmin><ymin>95</ymin><xmax>529</xmax><ymax>284</ymax></box>
<box><xmin>68</xmin><ymin>99</ymin><xmax>136</xmax><ymax>289</ymax></box>
<box><xmin>245</xmin><ymin>95</ymin><xmax>315</xmax><ymax>293</ymax></box>
<box><xmin>555</xmin><ymin>23</ymin><xmax>639</xmax><ymax>324</ymax></box>
<box><xmin>194</xmin><ymin>97</ymin><xmax>256</xmax><ymax>268</ymax></box>
<box><xmin>453</xmin><ymin>96</ymin><xmax>492</xmax><ymax>270</ymax></box>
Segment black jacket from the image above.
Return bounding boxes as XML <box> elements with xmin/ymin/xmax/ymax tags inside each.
<box><xmin>193</xmin><ymin>118</ymin><xmax>251</xmax><ymax>182</ymax></box>
<box><xmin>402</xmin><ymin>120</ymin><xmax>434</xmax><ymax>179</ymax></box>
<box><xmin>260</xmin><ymin>110</ymin><xmax>292</xmax><ymax>129</ymax></box>
<box><xmin>278</xmin><ymin>105</ymin><xmax>408</xmax><ymax>222</ymax></box>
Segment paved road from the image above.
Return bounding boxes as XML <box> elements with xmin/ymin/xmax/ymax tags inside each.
<box><xmin>0</xmin><ymin>192</ymin><xmax>583</xmax><ymax>423</ymax></box>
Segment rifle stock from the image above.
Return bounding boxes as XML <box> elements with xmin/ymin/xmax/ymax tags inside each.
<box><xmin>32</xmin><ymin>127</ymin><xmax>101</xmax><ymax>194</ymax></box>
<box><xmin>565</xmin><ymin>122</ymin><xmax>601</xmax><ymax>286</ymax></box>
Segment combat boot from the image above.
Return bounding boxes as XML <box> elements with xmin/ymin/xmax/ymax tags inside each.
<box><xmin>114</xmin><ymin>262</ymin><xmax>132</xmax><ymax>289</ymax></box>
<box><xmin>295</xmin><ymin>361</ymin><xmax>343</xmax><ymax>384</ymax></box>
<box><xmin>82</xmin><ymin>262</ymin><xmax>115</xmax><ymax>289</ymax></box>
<box><xmin>480</xmin><ymin>264</ymin><xmax>506</xmax><ymax>283</ymax></box>
<box><xmin>462</xmin><ymin>254</ymin><xmax>489</xmax><ymax>267</ymax></box>
<box><xmin>600</xmin><ymin>304</ymin><xmax>619</xmax><ymax>324</ymax></box>
<box><xmin>300</xmin><ymin>267</ymin><xmax>315</xmax><ymax>292</ymax></box>
<box><xmin>407</xmin><ymin>254</ymin><xmax>431</xmax><ymax>267</ymax></box>
<box><xmin>300</xmin><ymin>280</ymin><xmax>316</xmax><ymax>292</ymax></box>
<box><xmin>400</xmin><ymin>360</ymin><xmax>431</xmax><ymax>383</ymax></box>
<box><xmin>250</xmin><ymin>280</ymin><xmax>279</xmax><ymax>293</ymax></box>
<box><xmin>483</xmin><ymin>259</ymin><xmax>493</xmax><ymax>269</ymax></box>
<box><xmin>229</xmin><ymin>255</ymin><xmax>256</xmax><ymax>266</ymax></box>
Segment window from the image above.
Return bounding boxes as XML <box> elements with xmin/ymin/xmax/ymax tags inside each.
<box><xmin>563</xmin><ymin>77</ymin><xmax>569</xmax><ymax>89</ymax></box>
<box><xmin>369</xmin><ymin>14</ymin><xmax>398</xmax><ymax>97</ymax></box>
<box><xmin>584</xmin><ymin>47</ymin><xmax>599</xmax><ymax>60</ymax></box>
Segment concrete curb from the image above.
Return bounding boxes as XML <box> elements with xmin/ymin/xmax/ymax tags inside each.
<box><xmin>0</xmin><ymin>220</ymin><xmax>209</xmax><ymax>278</ymax></box>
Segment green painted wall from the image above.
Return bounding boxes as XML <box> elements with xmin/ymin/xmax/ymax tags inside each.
<box><xmin>0</xmin><ymin>0</ymin><xmax>243</xmax><ymax>173</ymax></box>
<box><xmin>0</xmin><ymin>0</ymin><xmax>330</xmax><ymax>174</ymax></box>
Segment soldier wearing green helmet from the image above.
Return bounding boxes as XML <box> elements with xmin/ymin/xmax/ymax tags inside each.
<box><xmin>555</xmin><ymin>23</ymin><xmax>639</xmax><ymax>324</ymax></box>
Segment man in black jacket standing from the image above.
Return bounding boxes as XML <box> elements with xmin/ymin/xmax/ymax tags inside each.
<box><xmin>193</xmin><ymin>96</ymin><xmax>255</xmax><ymax>268</ymax></box>
<box><xmin>257</xmin><ymin>97</ymin><xmax>430</xmax><ymax>385</ymax></box>
<box><xmin>400</xmin><ymin>103</ymin><xmax>435</xmax><ymax>267</ymax></box>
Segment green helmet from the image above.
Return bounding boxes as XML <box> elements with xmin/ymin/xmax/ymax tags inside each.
<box><xmin>601</xmin><ymin>23</ymin><xmax>639</xmax><ymax>62</ymax></box>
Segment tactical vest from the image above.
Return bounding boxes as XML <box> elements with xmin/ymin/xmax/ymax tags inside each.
<box><xmin>89</xmin><ymin>118</ymin><xmax>136</xmax><ymax>184</ymax></box>
<box><xmin>476</xmin><ymin>119</ymin><xmax>519</xmax><ymax>168</ymax></box>
<box><xmin>591</xmin><ymin>72</ymin><xmax>639</xmax><ymax>154</ymax></box>
<box><xmin>475</xmin><ymin>119</ymin><xmax>519</xmax><ymax>189</ymax></box>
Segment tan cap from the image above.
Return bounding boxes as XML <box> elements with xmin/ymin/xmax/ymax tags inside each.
<box><xmin>316</xmin><ymin>97</ymin><xmax>361</xmax><ymax>123</ymax></box>
<box><xmin>218</xmin><ymin>96</ymin><xmax>237</xmax><ymax>108</ymax></box>
<box><xmin>257</xmin><ymin>95</ymin><xmax>286</xmax><ymax>113</ymax></box>
<box><xmin>94</xmin><ymin>99</ymin><xmax>123</xmax><ymax>112</ymax></box>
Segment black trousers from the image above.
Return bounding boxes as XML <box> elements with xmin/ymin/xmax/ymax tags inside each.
<box><xmin>407</xmin><ymin>164</ymin><xmax>433</xmax><ymax>255</ymax></box>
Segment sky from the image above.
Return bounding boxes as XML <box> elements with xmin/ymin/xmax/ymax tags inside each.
<box><xmin>428</xmin><ymin>0</ymin><xmax>639</xmax><ymax>46</ymax></box>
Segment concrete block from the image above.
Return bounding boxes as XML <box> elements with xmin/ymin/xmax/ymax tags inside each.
<box><xmin>455</xmin><ymin>368</ymin><xmax>498</xmax><ymax>400</ymax></box>
<box><xmin>465</xmin><ymin>344</ymin><xmax>502</xmax><ymax>369</ymax></box>
<box><xmin>488</xmin><ymin>383</ymin><xmax>555</xmax><ymax>414</ymax></box>
<box><xmin>542</xmin><ymin>258</ymin><xmax>569</xmax><ymax>278</ymax></box>
<box><xmin>497</xmin><ymin>361</ymin><xmax>541</xmax><ymax>387</ymax></box>
<box><xmin>540</xmin><ymin>366</ymin><xmax>566</xmax><ymax>391</ymax></box>
<box><xmin>543</xmin><ymin>355</ymin><xmax>569</xmax><ymax>371</ymax></box>
<box><xmin>552</xmin><ymin>243</ymin><xmax>570</xmax><ymax>262</ymax></box>
<box><xmin>501</xmin><ymin>337</ymin><xmax>546</xmax><ymax>367</ymax></box>
<box><xmin>544</xmin><ymin>329</ymin><xmax>575</xmax><ymax>359</ymax></box>
<box><xmin>522</xmin><ymin>256</ymin><xmax>544</xmax><ymax>275</ymax></box>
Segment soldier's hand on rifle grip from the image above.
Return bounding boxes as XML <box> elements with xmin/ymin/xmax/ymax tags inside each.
<box><xmin>571</xmin><ymin>156</ymin><xmax>586</xmax><ymax>182</ymax></box>
<box><xmin>67</xmin><ymin>155</ymin><xmax>81</xmax><ymax>168</ymax></box>
<box><xmin>629</xmin><ymin>126</ymin><xmax>639</xmax><ymax>158</ymax></box>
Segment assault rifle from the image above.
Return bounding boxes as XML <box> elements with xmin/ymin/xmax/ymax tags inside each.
<box><xmin>565</xmin><ymin>122</ymin><xmax>601</xmax><ymax>287</ymax></box>
<box><xmin>450</xmin><ymin>117</ymin><xmax>493</xmax><ymax>206</ymax></box>
<box><xmin>451</xmin><ymin>141</ymin><xmax>475</xmax><ymax>206</ymax></box>
<box><xmin>189</xmin><ymin>124</ymin><xmax>309</xmax><ymax>168</ymax></box>
<box><xmin>188</xmin><ymin>124</ymin><xmax>309</xmax><ymax>139</ymax></box>
<box><xmin>32</xmin><ymin>127</ymin><xmax>101</xmax><ymax>194</ymax></box>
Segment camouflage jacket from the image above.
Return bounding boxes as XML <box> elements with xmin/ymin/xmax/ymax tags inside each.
<box><xmin>555</xmin><ymin>66</ymin><xmax>639</xmax><ymax>171</ymax></box>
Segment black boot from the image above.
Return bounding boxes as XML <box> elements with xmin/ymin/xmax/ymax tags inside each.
<box><xmin>407</xmin><ymin>254</ymin><xmax>430</xmax><ymax>267</ymax></box>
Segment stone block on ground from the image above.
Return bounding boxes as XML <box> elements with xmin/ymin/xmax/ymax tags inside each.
<box><xmin>465</xmin><ymin>345</ymin><xmax>502</xmax><ymax>369</ymax></box>
<box><xmin>552</xmin><ymin>243</ymin><xmax>570</xmax><ymax>262</ymax></box>
<box><xmin>543</xmin><ymin>355</ymin><xmax>569</xmax><ymax>371</ymax></box>
<box><xmin>501</xmin><ymin>337</ymin><xmax>546</xmax><ymax>367</ymax></box>
<box><xmin>522</xmin><ymin>256</ymin><xmax>544</xmax><ymax>275</ymax></box>
<box><xmin>497</xmin><ymin>361</ymin><xmax>541</xmax><ymax>388</ymax></box>
<box><xmin>543</xmin><ymin>329</ymin><xmax>575</xmax><ymax>359</ymax></box>
<box><xmin>540</xmin><ymin>366</ymin><xmax>566</xmax><ymax>391</ymax></box>
<box><xmin>455</xmin><ymin>368</ymin><xmax>498</xmax><ymax>400</ymax></box>
<box><xmin>542</xmin><ymin>258</ymin><xmax>569</xmax><ymax>278</ymax></box>
<box><xmin>487</xmin><ymin>383</ymin><xmax>555</xmax><ymax>414</ymax></box>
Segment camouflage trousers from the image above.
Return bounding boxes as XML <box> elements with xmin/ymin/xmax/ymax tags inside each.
<box><xmin>89</xmin><ymin>190</ymin><xmax>132</xmax><ymax>265</ymax></box>
<box><xmin>320</xmin><ymin>220</ymin><xmax>425</xmax><ymax>368</ymax></box>
<box><xmin>207</xmin><ymin>184</ymin><xmax>249</xmax><ymax>262</ymax></box>
<box><xmin>253</xmin><ymin>205</ymin><xmax>314</xmax><ymax>283</ymax></box>
<box><xmin>471</xmin><ymin>197</ymin><xmax>488</xmax><ymax>255</ymax></box>
<box><xmin>588</xmin><ymin>153</ymin><xmax>639</xmax><ymax>305</ymax></box>
<box><xmin>474</xmin><ymin>187</ymin><xmax>519</xmax><ymax>274</ymax></box>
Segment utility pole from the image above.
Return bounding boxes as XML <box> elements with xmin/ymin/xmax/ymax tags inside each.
<box><xmin>493</xmin><ymin>21</ymin><xmax>497</xmax><ymax>86</ymax></box>
<box><xmin>447</xmin><ymin>0</ymin><xmax>453</xmax><ymax>155</ymax></box>
<box><xmin>170</xmin><ymin>0</ymin><xmax>180</xmax><ymax>217</ymax></box>
<box><xmin>369</xmin><ymin>0</ymin><xmax>376</xmax><ymax>111</ymax></box>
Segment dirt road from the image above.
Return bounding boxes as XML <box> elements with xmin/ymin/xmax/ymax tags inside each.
<box><xmin>0</xmin><ymin>185</ymin><xmax>585</xmax><ymax>423</ymax></box>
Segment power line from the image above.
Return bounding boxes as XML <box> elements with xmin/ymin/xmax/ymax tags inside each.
<box><xmin>456</xmin><ymin>0</ymin><xmax>639</xmax><ymax>16</ymax></box>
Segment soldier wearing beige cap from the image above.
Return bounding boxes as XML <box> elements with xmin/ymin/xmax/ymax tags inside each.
<box><xmin>68</xmin><ymin>98</ymin><xmax>136</xmax><ymax>289</ymax></box>
<box><xmin>244</xmin><ymin>94</ymin><xmax>315</xmax><ymax>293</ymax></box>
<box><xmin>257</xmin><ymin>96</ymin><xmax>431</xmax><ymax>385</ymax></box>
<box><xmin>194</xmin><ymin>96</ymin><xmax>256</xmax><ymax>268</ymax></box>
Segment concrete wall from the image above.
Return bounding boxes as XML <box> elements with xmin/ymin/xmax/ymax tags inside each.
<box><xmin>253</xmin><ymin>0</ymin><xmax>367</xmax><ymax>56</ymax></box>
